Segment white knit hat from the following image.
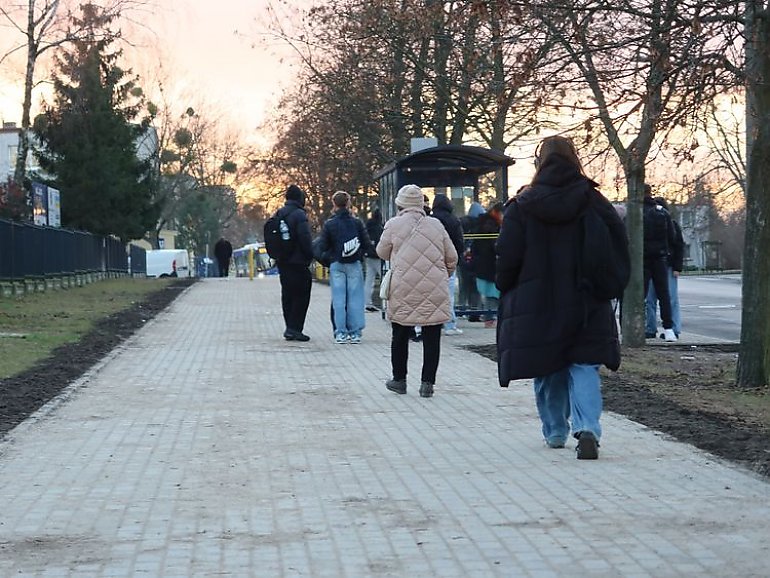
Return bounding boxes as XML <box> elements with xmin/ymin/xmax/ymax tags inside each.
<box><xmin>395</xmin><ymin>184</ymin><xmax>424</xmax><ymax>209</ymax></box>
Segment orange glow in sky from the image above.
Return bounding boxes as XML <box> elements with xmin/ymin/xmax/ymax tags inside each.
<box><xmin>0</xmin><ymin>0</ymin><xmax>304</xmax><ymax>140</ymax></box>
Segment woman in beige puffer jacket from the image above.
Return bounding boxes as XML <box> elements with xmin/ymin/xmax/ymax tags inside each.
<box><xmin>376</xmin><ymin>184</ymin><xmax>458</xmax><ymax>398</ymax></box>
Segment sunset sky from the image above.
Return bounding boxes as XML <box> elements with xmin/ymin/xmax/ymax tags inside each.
<box><xmin>0</xmin><ymin>0</ymin><xmax>305</xmax><ymax>141</ymax></box>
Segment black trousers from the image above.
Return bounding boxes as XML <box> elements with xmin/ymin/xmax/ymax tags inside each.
<box><xmin>279</xmin><ymin>264</ymin><xmax>312</xmax><ymax>333</ymax></box>
<box><xmin>217</xmin><ymin>258</ymin><xmax>230</xmax><ymax>277</ymax></box>
<box><xmin>643</xmin><ymin>256</ymin><xmax>672</xmax><ymax>329</ymax></box>
<box><xmin>391</xmin><ymin>322</ymin><xmax>442</xmax><ymax>384</ymax></box>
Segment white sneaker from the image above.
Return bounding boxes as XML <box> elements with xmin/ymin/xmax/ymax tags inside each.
<box><xmin>663</xmin><ymin>328</ymin><xmax>677</xmax><ymax>342</ymax></box>
<box><xmin>443</xmin><ymin>328</ymin><xmax>463</xmax><ymax>336</ymax></box>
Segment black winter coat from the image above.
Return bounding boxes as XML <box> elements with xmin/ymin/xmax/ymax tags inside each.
<box><xmin>280</xmin><ymin>200</ymin><xmax>314</xmax><ymax>266</ymax></box>
<box><xmin>643</xmin><ymin>196</ymin><xmax>677</xmax><ymax>259</ymax></box>
<box><xmin>214</xmin><ymin>238</ymin><xmax>232</xmax><ymax>261</ymax></box>
<box><xmin>472</xmin><ymin>213</ymin><xmax>500</xmax><ymax>282</ymax></box>
<box><xmin>495</xmin><ymin>155</ymin><xmax>622</xmax><ymax>385</ymax></box>
<box><xmin>364</xmin><ymin>215</ymin><xmax>384</xmax><ymax>258</ymax></box>
<box><xmin>431</xmin><ymin>195</ymin><xmax>465</xmax><ymax>259</ymax></box>
<box><xmin>669</xmin><ymin>219</ymin><xmax>685</xmax><ymax>272</ymax></box>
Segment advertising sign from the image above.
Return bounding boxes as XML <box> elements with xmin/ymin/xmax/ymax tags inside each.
<box><xmin>47</xmin><ymin>187</ymin><xmax>61</xmax><ymax>227</ymax></box>
<box><xmin>32</xmin><ymin>182</ymin><xmax>47</xmax><ymax>226</ymax></box>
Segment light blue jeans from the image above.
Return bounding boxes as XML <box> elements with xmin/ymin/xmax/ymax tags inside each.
<box><xmin>533</xmin><ymin>364</ymin><xmax>602</xmax><ymax>445</ymax></box>
<box><xmin>363</xmin><ymin>257</ymin><xmax>381</xmax><ymax>307</ymax></box>
<box><xmin>444</xmin><ymin>272</ymin><xmax>458</xmax><ymax>330</ymax></box>
<box><xmin>330</xmin><ymin>261</ymin><xmax>366</xmax><ymax>339</ymax></box>
<box><xmin>645</xmin><ymin>266</ymin><xmax>680</xmax><ymax>335</ymax></box>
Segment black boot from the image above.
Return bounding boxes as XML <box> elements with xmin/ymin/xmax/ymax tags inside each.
<box><xmin>419</xmin><ymin>382</ymin><xmax>434</xmax><ymax>398</ymax></box>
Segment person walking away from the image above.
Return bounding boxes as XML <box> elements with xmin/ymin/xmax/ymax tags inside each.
<box><xmin>407</xmin><ymin>194</ymin><xmax>435</xmax><ymax>343</ymax></box>
<box><xmin>459</xmin><ymin>202</ymin><xmax>484</xmax><ymax>321</ymax></box>
<box><xmin>316</xmin><ymin>191</ymin><xmax>373</xmax><ymax>344</ymax></box>
<box><xmin>275</xmin><ymin>184</ymin><xmax>314</xmax><ymax>341</ymax></box>
<box><xmin>377</xmin><ymin>184</ymin><xmax>458</xmax><ymax>398</ymax></box>
<box><xmin>431</xmin><ymin>194</ymin><xmax>465</xmax><ymax>336</ymax></box>
<box><xmin>642</xmin><ymin>185</ymin><xmax>678</xmax><ymax>342</ymax></box>
<box><xmin>363</xmin><ymin>208</ymin><xmax>384</xmax><ymax>312</ymax></box>
<box><xmin>646</xmin><ymin>196</ymin><xmax>685</xmax><ymax>338</ymax></box>
<box><xmin>472</xmin><ymin>202</ymin><xmax>504</xmax><ymax>328</ymax></box>
<box><xmin>213</xmin><ymin>237</ymin><xmax>233</xmax><ymax>277</ymax></box>
<box><xmin>496</xmin><ymin>135</ymin><xmax>627</xmax><ymax>459</ymax></box>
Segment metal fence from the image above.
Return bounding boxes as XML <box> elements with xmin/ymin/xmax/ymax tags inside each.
<box><xmin>129</xmin><ymin>244</ymin><xmax>147</xmax><ymax>276</ymax></box>
<box><xmin>0</xmin><ymin>218</ymin><xmax>142</xmax><ymax>281</ymax></box>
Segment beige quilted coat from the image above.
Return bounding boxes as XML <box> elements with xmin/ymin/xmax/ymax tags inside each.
<box><xmin>376</xmin><ymin>207</ymin><xmax>458</xmax><ymax>326</ymax></box>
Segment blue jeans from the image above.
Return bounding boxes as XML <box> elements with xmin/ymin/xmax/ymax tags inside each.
<box><xmin>533</xmin><ymin>364</ymin><xmax>602</xmax><ymax>445</ymax></box>
<box><xmin>330</xmin><ymin>261</ymin><xmax>366</xmax><ymax>338</ymax></box>
<box><xmin>444</xmin><ymin>272</ymin><xmax>458</xmax><ymax>330</ymax></box>
<box><xmin>645</xmin><ymin>266</ymin><xmax>680</xmax><ymax>335</ymax></box>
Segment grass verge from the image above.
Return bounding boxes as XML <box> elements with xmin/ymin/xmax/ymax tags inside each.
<box><xmin>0</xmin><ymin>278</ymin><xmax>176</xmax><ymax>379</ymax></box>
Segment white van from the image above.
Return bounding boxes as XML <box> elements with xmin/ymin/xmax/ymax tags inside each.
<box><xmin>146</xmin><ymin>249</ymin><xmax>190</xmax><ymax>278</ymax></box>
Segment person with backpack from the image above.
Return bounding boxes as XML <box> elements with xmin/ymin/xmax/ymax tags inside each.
<box><xmin>267</xmin><ymin>184</ymin><xmax>314</xmax><ymax>342</ymax></box>
<box><xmin>495</xmin><ymin>135</ymin><xmax>628</xmax><ymax>460</ymax></box>
<box><xmin>646</xmin><ymin>197</ymin><xmax>685</xmax><ymax>339</ymax></box>
<box><xmin>642</xmin><ymin>185</ymin><xmax>678</xmax><ymax>342</ymax></box>
<box><xmin>363</xmin><ymin>208</ymin><xmax>384</xmax><ymax>312</ymax></box>
<box><xmin>431</xmin><ymin>194</ymin><xmax>465</xmax><ymax>335</ymax></box>
<box><xmin>316</xmin><ymin>191</ymin><xmax>373</xmax><ymax>344</ymax></box>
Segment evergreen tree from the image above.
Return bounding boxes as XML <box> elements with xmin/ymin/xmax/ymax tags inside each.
<box><xmin>32</xmin><ymin>3</ymin><xmax>158</xmax><ymax>243</ymax></box>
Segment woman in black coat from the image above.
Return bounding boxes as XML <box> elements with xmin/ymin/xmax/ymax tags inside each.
<box><xmin>495</xmin><ymin>135</ymin><xmax>625</xmax><ymax>460</ymax></box>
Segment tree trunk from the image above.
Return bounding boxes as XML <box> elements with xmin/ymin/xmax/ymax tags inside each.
<box><xmin>13</xmin><ymin>13</ymin><xmax>38</xmax><ymax>190</ymax></box>
<box><xmin>385</xmin><ymin>1</ymin><xmax>409</xmax><ymax>155</ymax></box>
<box><xmin>431</xmin><ymin>8</ymin><xmax>451</xmax><ymax>144</ymax></box>
<box><xmin>410</xmin><ymin>37</ymin><xmax>430</xmax><ymax>138</ymax></box>
<box><xmin>489</xmin><ymin>0</ymin><xmax>506</xmax><ymax>201</ymax></box>
<box><xmin>737</xmin><ymin>0</ymin><xmax>770</xmax><ymax>387</ymax></box>
<box><xmin>621</xmin><ymin>165</ymin><xmax>647</xmax><ymax>348</ymax></box>
<box><xmin>449</xmin><ymin>13</ymin><xmax>478</xmax><ymax>145</ymax></box>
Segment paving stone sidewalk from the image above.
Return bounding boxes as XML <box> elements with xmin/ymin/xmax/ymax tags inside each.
<box><xmin>0</xmin><ymin>277</ymin><xmax>768</xmax><ymax>577</ymax></box>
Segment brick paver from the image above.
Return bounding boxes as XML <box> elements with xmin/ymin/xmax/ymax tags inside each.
<box><xmin>0</xmin><ymin>277</ymin><xmax>768</xmax><ymax>577</ymax></box>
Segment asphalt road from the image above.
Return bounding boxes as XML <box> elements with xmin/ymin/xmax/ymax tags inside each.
<box><xmin>677</xmin><ymin>274</ymin><xmax>741</xmax><ymax>343</ymax></box>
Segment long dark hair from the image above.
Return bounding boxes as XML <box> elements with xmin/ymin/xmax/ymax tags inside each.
<box><xmin>532</xmin><ymin>136</ymin><xmax>584</xmax><ymax>184</ymax></box>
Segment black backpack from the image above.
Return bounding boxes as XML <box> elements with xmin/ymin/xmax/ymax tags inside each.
<box><xmin>264</xmin><ymin>208</ymin><xmax>295</xmax><ymax>261</ymax></box>
<box><xmin>577</xmin><ymin>197</ymin><xmax>630</xmax><ymax>301</ymax></box>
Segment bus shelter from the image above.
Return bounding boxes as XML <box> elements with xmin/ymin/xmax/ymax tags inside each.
<box><xmin>373</xmin><ymin>144</ymin><xmax>515</xmax><ymax>320</ymax></box>
<box><xmin>373</xmin><ymin>144</ymin><xmax>515</xmax><ymax>220</ymax></box>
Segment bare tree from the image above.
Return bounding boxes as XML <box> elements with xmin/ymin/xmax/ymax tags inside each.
<box><xmin>738</xmin><ymin>0</ymin><xmax>770</xmax><ymax>387</ymax></box>
<box><xmin>530</xmin><ymin>0</ymin><xmax>736</xmax><ymax>346</ymax></box>
<box><xmin>146</xmin><ymin>86</ymin><xmax>247</xmax><ymax>250</ymax></box>
<box><xmin>257</xmin><ymin>0</ymin><xmax>554</xmax><ymax>202</ymax></box>
<box><xmin>0</xmin><ymin>0</ymin><xmax>152</xmax><ymax>188</ymax></box>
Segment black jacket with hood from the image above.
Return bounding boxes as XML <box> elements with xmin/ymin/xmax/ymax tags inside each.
<box><xmin>280</xmin><ymin>198</ymin><xmax>314</xmax><ymax>267</ymax></box>
<box><xmin>472</xmin><ymin>212</ymin><xmax>500</xmax><ymax>282</ymax></box>
<box><xmin>430</xmin><ymin>194</ymin><xmax>465</xmax><ymax>259</ymax></box>
<box><xmin>364</xmin><ymin>211</ymin><xmax>384</xmax><ymax>258</ymax></box>
<box><xmin>495</xmin><ymin>154</ymin><xmax>623</xmax><ymax>385</ymax></box>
